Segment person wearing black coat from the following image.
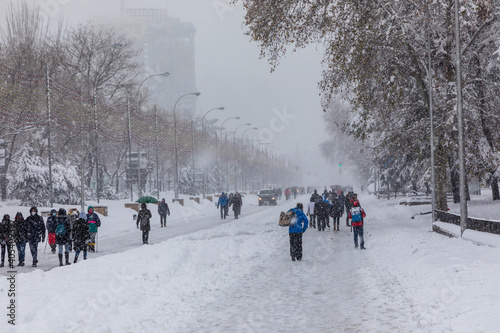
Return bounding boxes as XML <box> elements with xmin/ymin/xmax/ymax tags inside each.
<box><xmin>158</xmin><ymin>198</ymin><xmax>170</xmax><ymax>228</ymax></box>
<box><xmin>310</xmin><ymin>190</ymin><xmax>321</xmax><ymax>203</ymax></box>
<box><xmin>56</xmin><ymin>208</ymin><xmax>72</xmax><ymax>266</ymax></box>
<box><xmin>0</xmin><ymin>214</ymin><xmax>12</xmax><ymax>268</ymax></box>
<box><xmin>25</xmin><ymin>206</ymin><xmax>46</xmax><ymax>267</ymax></box>
<box><xmin>46</xmin><ymin>209</ymin><xmax>58</xmax><ymax>254</ymax></box>
<box><xmin>330</xmin><ymin>198</ymin><xmax>343</xmax><ymax>231</ymax></box>
<box><xmin>345</xmin><ymin>192</ymin><xmax>352</xmax><ymax>226</ymax></box>
<box><xmin>232</xmin><ymin>192</ymin><xmax>243</xmax><ymax>219</ymax></box>
<box><xmin>73</xmin><ymin>212</ymin><xmax>90</xmax><ymax>263</ymax></box>
<box><xmin>14</xmin><ymin>212</ymin><xmax>28</xmax><ymax>267</ymax></box>
<box><xmin>137</xmin><ymin>203</ymin><xmax>152</xmax><ymax>244</ymax></box>
<box><xmin>315</xmin><ymin>199</ymin><xmax>329</xmax><ymax>232</ymax></box>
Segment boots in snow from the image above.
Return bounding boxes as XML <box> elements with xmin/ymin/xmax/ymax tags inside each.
<box><xmin>0</xmin><ymin>261</ymin><xmax>4</xmax><ymax>268</ymax></box>
<box><xmin>74</xmin><ymin>254</ymin><xmax>79</xmax><ymax>264</ymax></box>
<box><xmin>58</xmin><ymin>253</ymin><xmax>63</xmax><ymax>266</ymax></box>
<box><xmin>65</xmin><ymin>252</ymin><xmax>71</xmax><ymax>265</ymax></box>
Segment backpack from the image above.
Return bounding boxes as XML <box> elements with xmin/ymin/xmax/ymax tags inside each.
<box><xmin>351</xmin><ymin>207</ymin><xmax>362</xmax><ymax>222</ymax></box>
<box><xmin>55</xmin><ymin>220</ymin><xmax>66</xmax><ymax>236</ymax></box>
<box><xmin>279</xmin><ymin>210</ymin><xmax>295</xmax><ymax>227</ymax></box>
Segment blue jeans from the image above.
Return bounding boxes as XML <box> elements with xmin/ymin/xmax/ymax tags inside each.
<box><xmin>58</xmin><ymin>243</ymin><xmax>70</xmax><ymax>254</ymax></box>
<box><xmin>75</xmin><ymin>249</ymin><xmax>87</xmax><ymax>260</ymax></box>
<box><xmin>16</xmin><ymin>243</ymin><xmax>26</xmax><ymax>263</ymax></box>
<box><xmin>29</xmin><ymin>241</ymin><xmax>39</xmax><ymax>262</ymax></box>
<box><xmin>353</xmin><ymin>226</ymin><xmax>364</xmax><ymax>247</ymax></box>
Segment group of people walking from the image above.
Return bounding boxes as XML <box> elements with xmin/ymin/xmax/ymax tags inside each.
<box><xmin>217</xmin><ymin>192</ymin><xmax>243</xmax><ymax>219</ymax></box>
<box><xmin>0</xmin><ymin>206</ymin><xmax>101</xmax><ymax>268</ymax></box>
<box><xmin>287</xmin><ymin>187</ymin><xmax>367</xmax><ymax>261</ymax></box>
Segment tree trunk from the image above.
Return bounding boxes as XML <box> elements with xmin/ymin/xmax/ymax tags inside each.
<box><xmin>435</xmin><ymin>142</ymin><xmax>449</xmax><ymax>211</ymax></box>
<box><xmin>492</xmin><ymin>174</ymin><xmax>500</xmax><ymax>201</ymax></box>
<box><xmin>449</xmin><ymin>159</ymin><xmax>460</xmax><ymax>204</ymax></box>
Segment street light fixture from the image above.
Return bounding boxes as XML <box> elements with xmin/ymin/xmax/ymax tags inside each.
<box><xmin>138</xmin><ymin>72</ymin><xmax>170</xmax><ymax>91</ymax></box>
<box><xmin>173</xmin><ymin>92</ymin><xmax>201</xmax><ymax>201</ymax></box>
<box><xmin>201</xmin><ymin>107</ymin><xmax>225</xmax><ymax>197</ymax></box>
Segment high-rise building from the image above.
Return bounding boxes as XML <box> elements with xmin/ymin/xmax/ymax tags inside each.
<box><xmin>92</xmin><ymin>6</ymin><xmax>197</xmax><ymax>114</ymax></box>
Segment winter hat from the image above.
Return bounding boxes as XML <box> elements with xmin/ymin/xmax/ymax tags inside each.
<box><xmin>3</xmin><ymin>214</ymin><xmax>10</xmax><ymax>221</ymax></box>
<box><xmin>50</xmin><ymin>209</ymin><xmax>57</xmax><ymax>216</ymax></box>
<box><xmin>30</xmin><ymin>206</ymin><xmax>38</xmax><ymax>213</ymax></box>
<box><xmin>58</xmin><ymin>208</ymin><xmax>67</xmax><ymax>217</ymax></box>
<box><xmin>141</xmin><ymin>203</ymin><xmax>147</xmax><ymax>209</ymax></box>
<box><xmin>88</xmin><ymin>206</ymin><xmax>94</xmax><ymax>213</ymax></box>
<box><xmin>15</xmin><ymin>212</ymin><xmax>23</xmax><ymax>221</ymax></box>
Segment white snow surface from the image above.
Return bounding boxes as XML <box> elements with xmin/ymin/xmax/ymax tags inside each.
<box><xmin>1</xmin><ymin>192</ymin><xmax>500</xmax><ymax>332</ymax></box>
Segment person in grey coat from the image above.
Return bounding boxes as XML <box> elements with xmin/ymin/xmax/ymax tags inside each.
<box><xmin>137</xmin><ymin>203</ymin><xmax>152</xmax><ymax>244</ymax></box>
<box><xmin>158</xmin><ymin>198</ymin><xmax>170</xmax><ymax>227</ymax></box>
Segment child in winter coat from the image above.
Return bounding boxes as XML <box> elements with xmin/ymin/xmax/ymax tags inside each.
<box><xmin>73</xmin><ymin>212</ymin><xmax>90</xmax><ymax>263</ymax></box>
<box><xmin>86</xmin><ymin>206</ymin><xmax>101</xmax><ymax>252</ymax></box>
<box><xmin>56</xmin><ymin>208</ymin><xmax>72</xmax><ymax>266</ymax></box>
<box><xmin>0</xmin><ymin>214</ymin><xmax>12</xmax><ymax>267</ymax></box>
<box><xmin>46</xmin><ymin>209</ymin><xmax>58</xmax><ymax>253</ymax></box>
<box><xmin>136</xmin><ymin>203</ymin><xmax>152</xmax><ymax>244</ymax></box>
<box><xmin>14</xmin><ymin>212</ymin><xmax>28</xmax><ymax>267</ymax></box>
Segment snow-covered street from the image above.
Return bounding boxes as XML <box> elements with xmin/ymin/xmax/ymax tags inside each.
<box><xmin>2</xmin><ymin>193</ymin><xmax>500</xmax><ymax>332</ymax></box>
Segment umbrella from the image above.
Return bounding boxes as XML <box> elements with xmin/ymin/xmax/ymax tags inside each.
<box><xmin>136</xmin><ymin>196</ymin><xmax>159</xmax><ymax>204</ymax></box>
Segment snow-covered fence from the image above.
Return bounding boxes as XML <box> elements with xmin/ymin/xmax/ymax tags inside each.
<box><xmin>435</xmin><ymin>210</ymin><xmax>500</xmax><ymax>235</ymax></box>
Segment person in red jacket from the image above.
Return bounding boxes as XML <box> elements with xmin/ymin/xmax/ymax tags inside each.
<box><xmin>348</xmin><ymin>200</ymin><xmax>366</xmax><ymax>249</ymax></box>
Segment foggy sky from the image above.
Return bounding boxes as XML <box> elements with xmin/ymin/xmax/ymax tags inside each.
<box><xmin>1</xmin><ymin>0</ymin><xmax>351</xmax><ymax>187</ymax></box>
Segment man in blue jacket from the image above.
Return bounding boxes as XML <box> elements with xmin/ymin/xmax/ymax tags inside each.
<box><xmin>217</xmin><ymin>192</ymin><xmax>229</xmax><ymax>220</ymax></box>
<box><xmin>288</xmin><ymin>203</ymin><xmax>309</xmax><ymax>261</ymax></box>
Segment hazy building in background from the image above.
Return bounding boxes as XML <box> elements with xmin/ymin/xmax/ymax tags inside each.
<box><xmin>92</xmin><ymin>5</ymin><xmax>197</xmax><ymax>115</ymax></box>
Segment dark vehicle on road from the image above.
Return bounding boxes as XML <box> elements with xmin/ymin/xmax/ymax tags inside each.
<box><xmin>258</xmin><ymin>189</ymin><xmax>277</xmax><ymax>206</ymax></box>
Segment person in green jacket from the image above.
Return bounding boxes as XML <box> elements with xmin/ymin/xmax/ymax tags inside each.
<box><xmin>86</xmin><ymin>206</ymin><xmax>101</xmax><ymax>253</ymax></box>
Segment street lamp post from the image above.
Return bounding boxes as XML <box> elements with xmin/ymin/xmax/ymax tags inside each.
<box><xmin>136</xmin><ymin>72</ymin><xmax>169</xmax><ymax>199</ymax></box>
<box><xmin>173</xmin><ymin>92</ymin><xmax>201</xmax><ymax>201</ymax></box>
<box><xmin>219</xmin><ymin>116</ymin><xmax>240</xmax><ymax>191</ymax></box>
<box><xmin>240</xmin><ymin>127</ymin><xmax>257</xmax><ymax>191</ymax></box>
<box><xmin>233</xmin><ymin>123</ymin><xmax>251</xmax><ymax>191</ymax></box>
<box><xmin>201</xmin><ymin>107</ymin><xmax>224</xmax><ymax>197</ymax></box>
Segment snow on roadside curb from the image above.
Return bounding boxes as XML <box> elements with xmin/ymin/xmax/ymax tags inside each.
<box><xmin>1</xmin><ymin>203</ymin><xmax>285</xmax><ymax>332</ymax></box>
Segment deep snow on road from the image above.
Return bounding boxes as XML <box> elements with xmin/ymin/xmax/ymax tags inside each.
<box><xmin>1</xmin><ymin>193</ymin><xmax>500</xmax><ymax>332</ymax></box>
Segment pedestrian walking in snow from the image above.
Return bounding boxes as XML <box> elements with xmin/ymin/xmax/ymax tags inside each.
<box><xmin>310</xmin><ymin>189</ymin><xmax>321</xmax><ymax>203</ymax></box>
<box><xmin>67</xmin><ymin>208</ymin><xmax>79</xmax><ymax>252</ymax></box>
<box><xmin>0</xmin><ymin>214</ymin><xmax>11</xmax><ymax>267</ymax></box>
<box><xmin>330</xmin><ymin>197</ymin><xmax>343</xmax><ymax>231</ymax></box>
<box><xmin>56</xmin><ymin>208</ymin><xmax>72</xmax><ymax>266</ymax></box>
<box><xmin>284</xmin><ymin>188</ymin><xmax>291</xmax><ymax>200</ymax></box>
<box><xmin>315</xmin><ymin>199</ymin><xmax>329</xmax><ymax>232</ymax></box>
<box><xmin>137</xmin><ymin>203</ymin><xmax>152</xmax><ymax>244</ymax></box>
<box><xmin>288</xmin><ymin>203</ymin><xmax>309</xmax><ymax>261</ymax></box>
<box><xmin>338</xmin><ymin>191</ymin><xmax>345</xmax><ymax>217</ymax></box>
<box><xmin>14</xmin><ymin>212</ymin><xmax>28</xmax><ymax>267</ymax></box>
<box><xmin>232</xmin><ymin>192</ymin><xmax>243</xmax><ymax>219</ymax></box>
<box><xmin>345</xmin><ymin>192</ymin><xmax>352</xmax><ymax>226</ymax></box>
<box><xmin>158</xmin><ymin>198</ymin><xmax>170</xmax><ymax>227</ymax></box>
<box><xmin>348</xmin><ymin>200</ymin><xmax>366</xmax><ymax>249</ymax></box>
<box><xmin>86</xmin><ymin>206</ymin><xmax>101</xmax><ymax>252</ymax></box>
<box><xmin>306</xmin><ymin>199</ymin><xmax>316</xmax><ymax>228</ymax></box>
<box><xmin>46</xmin><ymin>209</ymin><xmax>58</xmax><ymax>253</ymax></box>
<box><xmin>25</xmin><ymin>206</ymin><xmax>46</xmax><ymax>267</ymax></box>
<box><xmin>217</xmin><ymin>192</ymin><xmax>229</xmax><ymax>219</ymax></box>
<box><xmin>73</xmin><ymin>212</ymin><xmax>90</xmax><ymax>263</ymax></box>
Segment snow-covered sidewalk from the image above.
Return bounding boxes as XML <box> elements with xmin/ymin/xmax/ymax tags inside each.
<box><xmin>2</xmin><ymin>194</ymin><xmax>500</xmax><ymax>332</ymax></box>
